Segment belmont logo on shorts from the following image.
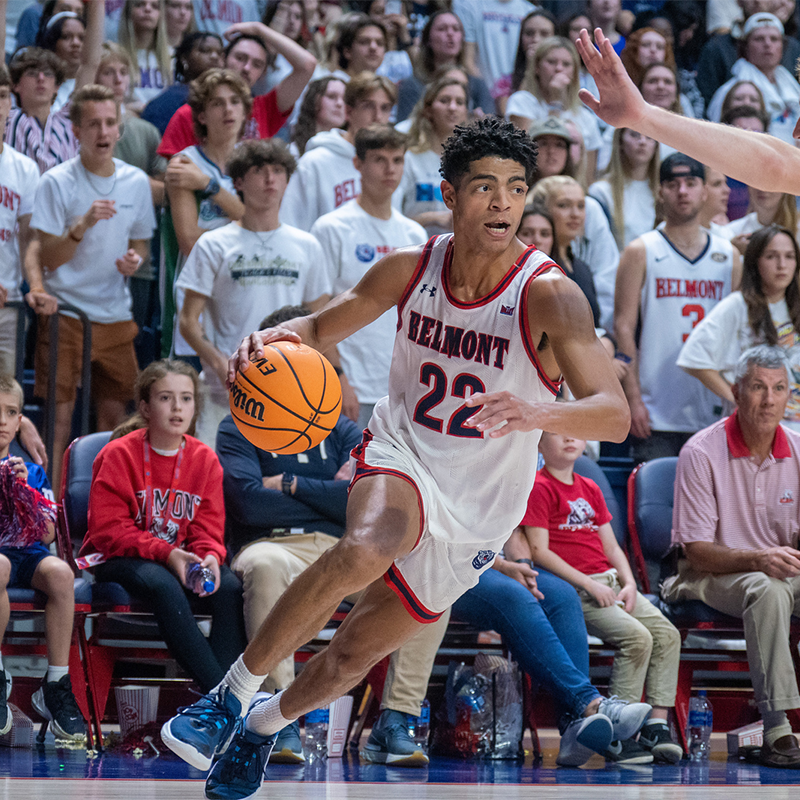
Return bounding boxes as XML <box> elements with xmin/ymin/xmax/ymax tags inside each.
<box><xmin>472</xmin><ymin>550</ymin><xmax>496</xmax><ymax>569</ymax></box>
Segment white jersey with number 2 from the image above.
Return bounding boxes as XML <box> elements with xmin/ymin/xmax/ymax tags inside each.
<box><xmin>638</xmin><ymin>229</ymin><xmax>735</xmax><ymax>432</ymax></box>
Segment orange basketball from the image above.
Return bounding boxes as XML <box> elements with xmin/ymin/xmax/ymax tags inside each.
<box><xmin>229</xmin><ymin>341</ymin><xmax>342</xmax><ymax>454</ymax></box>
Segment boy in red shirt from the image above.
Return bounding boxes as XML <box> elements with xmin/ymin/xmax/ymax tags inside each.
<box><xmin>522</xmin><ymin>431</ymin><xmax>683</xmax><ymax>765</ymax></box>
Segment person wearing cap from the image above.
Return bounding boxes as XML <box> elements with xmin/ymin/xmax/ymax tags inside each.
<box><xmin>613</xmin><ymin>153</ymin><xmax>742</xmax><ymax>462</ymax></box>
<box><xmin>529</xmin><ymin>116</ymin><xmax>620</xmax><ymax>332</ymax></box>
<box><xmin>706</xmin><ymin>12</ymin><xmax>800</xmax><ymax>144</ymax></box>
<box><xmin>696</xmin><ymin>0</ymin><xmax>800</xmax><ymax>109</ymax></box>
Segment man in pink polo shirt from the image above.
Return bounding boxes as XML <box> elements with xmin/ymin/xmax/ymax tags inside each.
<box><xmin>663</xmin><ymin>344</ymin><xmax>800</xmax><ymax>769</ymax></box>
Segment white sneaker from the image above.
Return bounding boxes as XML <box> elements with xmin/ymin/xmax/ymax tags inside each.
<box><xmin>556</xmin><ymin>713</ymin><xmax>613</xmax><ymax>767</ymax></box>
<box><xmin>597</xmin><ymin>696</ymin><xmax>652</xmax><ymax>741</ymax></box>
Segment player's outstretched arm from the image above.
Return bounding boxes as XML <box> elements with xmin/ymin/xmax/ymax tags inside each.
<box><xmin>576</xmin><ymin>28</ymin><xmax>800</xmax><ymax>196</ymax></box>
<box><xmin>466</xmin><ymin>273</ymin><xmax>630</xmax><ymax>442</ymax></box>
<box><xmin>228</xmin><ymin>247</ymin><xmax>421</xmax><ymax>383</ymax></box>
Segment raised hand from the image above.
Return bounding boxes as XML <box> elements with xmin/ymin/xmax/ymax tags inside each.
<box><xmin>575</xmin><ymin>28</ymin><xmax>647</xmax><ymax>130</ymax></box>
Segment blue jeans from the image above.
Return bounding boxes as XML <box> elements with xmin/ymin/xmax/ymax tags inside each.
<box><xmin>451</xmin><ymin>566</ymin><xmax>599</xmax><ymax>727</ymax></box>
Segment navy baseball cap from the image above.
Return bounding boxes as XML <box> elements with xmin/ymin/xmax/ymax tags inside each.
<box><xmin>659</xmin><ymin>153</ymin><xmax>705</xmax><ymax>183</ymax></box>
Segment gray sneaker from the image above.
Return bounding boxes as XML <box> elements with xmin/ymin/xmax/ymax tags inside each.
<box><xmin>604</xmin><ymin>737</ymin><xmax>654</xmax><ymax>764</ymax></box>
<box><xmin>556</xmin><ymin>713</ymin><xmax>614</xmax><ymax>767</ymax></box>
<box><xmin>361</xmin><ymin>709</ymin><xmax>429</xmax><ymax>767</ymax></box>
<box><xmin>269</xmin><ymin>719</ymin><xmax>305</xmax><ymax>764</ymax></box>
<box><xmin>597</xmin><ymin>696</ymin><xmax>652</xmax><ymax>741</ymax></box>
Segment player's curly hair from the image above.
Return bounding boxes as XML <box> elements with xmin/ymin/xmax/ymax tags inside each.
<box><xmin>440</xmin><ymin>117</ymin><xmax>538</xmax><ymax>189</ymax></box>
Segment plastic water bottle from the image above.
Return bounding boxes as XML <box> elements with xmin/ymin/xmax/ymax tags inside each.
<box><xmin>186</xmin><ymin>563</ymin><xmax>215</xmax><ymax>594</ymax></box>
<box><xmin>304</xmin><ymin>706</ymin><xmax>329</xmax><ymax>759</ymax></box>
<box><xmin>687</xmin><ymin>690</ymin><xmax>713</xmax><ymax>761</ymax></box>
<box><xmin>414</xmin><ymin>699</ymin><xmax>431</xmax><ymax>750</ymax></box>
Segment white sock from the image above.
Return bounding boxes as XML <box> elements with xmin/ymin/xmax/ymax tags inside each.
<box><xmin>245</xmin><ymin>690</ymin><xmax>295</xmax><ymax>737</ymax></box>
<box><xmin>46</xmin><ymin>665</ymin><xmax>69</xmax><ymax>684</ymax></box>
<box><xmin>213</xmin><ymin>656</ymin><xmax>266</xmax><ymax>711</ymax></box>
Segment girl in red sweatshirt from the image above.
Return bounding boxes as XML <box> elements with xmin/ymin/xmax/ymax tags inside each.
<box><xmin>82</xmin><ymin>359</ymin><xmax>246</xmax><ymax>692</ymax></box>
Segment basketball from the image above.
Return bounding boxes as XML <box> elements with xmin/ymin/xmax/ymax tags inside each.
<box><xmin>229</xmin><ymin>341</ymin><xmax>342</xmax><ymax>454</ymax></box>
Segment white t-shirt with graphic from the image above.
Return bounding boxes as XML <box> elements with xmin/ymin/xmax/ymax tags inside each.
<box><xmin>0</xmin><ymin>145</ymin><xmax>40</xmax><ymax>302</ymax></box>
<box><xmin>400</xmin><ymin>149</ymin><xmax>451</xmax><ymax>238</ymax></box>
<box><xmin>31</xmin><ymin>157</ymin><xmax>155</xmax><ymax>323</ymax></box>
<box><xmin>176</xmin><ymin>221</ymin><xmax>332</xmax><ymax>399</ymax></box>
<box><xmin>311</xmin><ymin>200</ymin><xmax>427</xmax><ymax>403</ymax></box>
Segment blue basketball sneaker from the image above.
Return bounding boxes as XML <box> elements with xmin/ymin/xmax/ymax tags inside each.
<box><xmin>161</xmin><ymin>686</ymin><xmax>241</xmax><ymax>771</ymax></box>
<box><xmin>205</xmin><ymin>698</ymin><xmax>277</xmax><ymax>800</ymax></box>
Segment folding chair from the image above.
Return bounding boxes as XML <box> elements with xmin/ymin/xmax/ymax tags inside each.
<box><xmin>627</xmin><ymin>457</ymin><xmax>800</xmax><ymax>747</ymax></box>
<box><xmin>58</xmin><ymin>431</ymin><xmax>211</xmax><ymax>748</ymax></box>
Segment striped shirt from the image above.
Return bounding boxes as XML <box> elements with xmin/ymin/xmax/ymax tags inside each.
<box><xmin>672</xmin><ymin>412</ymin><xmax>800</xmax><ymax>551</ymax></box>
<box><xmin>4</xmin><ymin>106</ymin><xmax>78</xmax><ymax>175</ymax></box>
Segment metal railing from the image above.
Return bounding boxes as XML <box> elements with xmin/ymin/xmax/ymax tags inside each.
<box><xmin>6</xmin><ymin>300</ymin><xmax>92</xmax><ymax>478</ymax></box>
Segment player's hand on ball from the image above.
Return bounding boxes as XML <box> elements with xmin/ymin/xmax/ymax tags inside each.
<box><xmin>228</xmin><ymin>326</ymin><xmax>302</xmax><ymax>386</ymax></box>
<box><xmin>464</xmin><ymin>391</ymin><xmax>541</xmax><ymax>437</ymax></box>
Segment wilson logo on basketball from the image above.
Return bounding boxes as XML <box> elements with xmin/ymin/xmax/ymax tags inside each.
<box><xmin>229</xmin><ymin>383</ymin><xmax>266</xmax><ymax>422</ymax></box>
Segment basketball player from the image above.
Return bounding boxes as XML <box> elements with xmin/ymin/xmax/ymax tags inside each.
<box><xmin>615</xmin><ymin>153</ymin><xmax>741</xmax><ymax>463</ymax></box>
<box><xmin>162</xmin><ymin>117</ymin><xmax>638</xmax><ymax>799</ymax></box>
<box><xmin>575</xmin><ymin>28</ymin><xmax>800</xmax><ymax>196</ymax></box>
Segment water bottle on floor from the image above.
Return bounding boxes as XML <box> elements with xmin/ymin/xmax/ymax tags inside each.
<box><xmin>186</xmin><ymin>563</ymin><xmax>215</xmax><ymax>594</ymax></box>
<box><xmin>687</xmin><ymin>690</ymin><xmax>713</xmax><ymax>761</ymax></box>
<box><xmin>414</xmin><ymin>698</ymin><xmax>431</xmax><ymax>750</ymax></box>
<box><xmin>304</xmin><ymin>706</ymin><xmax>329</xmax><ymax>760</ymax></box>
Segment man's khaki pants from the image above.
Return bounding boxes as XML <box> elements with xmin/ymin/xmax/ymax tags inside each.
<box><xmin>662</xmin><ymin>561</ymin><xmax>800</xmax><ymax>714</ymax></box>
<box><xmin>232</xmin><ymin>533</ymin><xmax>449</xmax><ymax>717</ymax></box>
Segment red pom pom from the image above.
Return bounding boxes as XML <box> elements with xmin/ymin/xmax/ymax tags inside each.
<box><xmin>0</xmin><ymin>461</ymin><xmax>55</xmax><ymax>547</ymax></box>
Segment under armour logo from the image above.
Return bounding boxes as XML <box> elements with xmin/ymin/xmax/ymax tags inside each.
<box><xmin>420</xmin><ymin>284</ymin><xmax>437</xmax><ymax>297</ymax></box>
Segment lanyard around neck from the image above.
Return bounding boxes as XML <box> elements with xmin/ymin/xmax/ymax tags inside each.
<box><xmin>142</xmin><ymin>434</ymin><xmax>185</xmax><ymax>535</ymax></box>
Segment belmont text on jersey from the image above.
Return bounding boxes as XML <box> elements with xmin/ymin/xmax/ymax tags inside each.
<box><xmin>655</xmin><ymin>277</ymin><xmax>726</xmax><ymax>300</ymax></box>
<box><xmin>406</xmin><ymin>310</ymin><xmax>511</xmax><ymax>370</ymax></box>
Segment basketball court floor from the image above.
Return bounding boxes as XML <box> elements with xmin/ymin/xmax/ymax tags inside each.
<box><xmin>3</xmin><ymin>734</ymin><xmax>799</xmax><ymax>799</ymax></box>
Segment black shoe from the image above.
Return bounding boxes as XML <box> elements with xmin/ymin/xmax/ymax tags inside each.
<box><xmin>0</xmin><ymin>670</ymin><xmax>11</xmax><ymax>736</ymax></box>
<box><xmin>31</xmin><ymin>675</ymin><xmax>86</xmax><ymax>741</ymax></box>
<box><xmin>639</xmin><ymin>721</ymin><xmax>683</xmax><ymax>763</ymax></box>
<box><xmin>604</xmin><ymin>737</ymin><xmax>654</xmax><ymax>764</ymax></box>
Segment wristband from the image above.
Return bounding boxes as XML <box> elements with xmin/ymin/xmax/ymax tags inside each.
<box><xmin>282</xmin><ymin>473</ymin><xmax>295</xmax><ymax>495</ymax></box>
<box><xmin>515</xmin><ymin>558</ymin><xmax>534</xmax><ymax>568</ymax></box>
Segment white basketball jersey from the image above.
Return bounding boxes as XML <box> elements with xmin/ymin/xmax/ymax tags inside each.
<box><xmin>638</xmin><ymin>229</ymin><xmax>735</xmax><ymax>432</ymax></box>
<box><xmin>367</xmin><ymin>234</ymin><xmax>559</xmax><ymax>545</ymax></box>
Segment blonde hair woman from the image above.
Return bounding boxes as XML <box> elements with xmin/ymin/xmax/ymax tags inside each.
<box><xmin>531</xmin><ymin>175</ymin><xmax>601</xmax><ymax>327</ymax></box>
<box><xmin>118</xmin><ymin>0</ymin><xmax>173</xmax><ymax>105</ymax></box>
<box><xmin>401</xmin><ymin>74</ymin><xmax>468</xmax><ymax>236</ymax></box>
<box><xmin>506</xmin><ymin>37</ymin><xmax>601</xmax><ymax>184</ymax></box>
<box><xmin>589</xmin><ymin>128</ymin><xmax>659</xmax><ymax>249</ymax></box>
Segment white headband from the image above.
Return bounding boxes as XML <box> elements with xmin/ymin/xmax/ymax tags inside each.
<box><xmin>45</xmin><ymin>11</ymin><xmax>80</xmax><ymax>30</ymax></box>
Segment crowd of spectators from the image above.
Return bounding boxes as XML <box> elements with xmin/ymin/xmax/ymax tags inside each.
<box><xmin>5</xmin><ymin>0</ymin><xmax>800</xmax><ymax>770</ymax></box>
